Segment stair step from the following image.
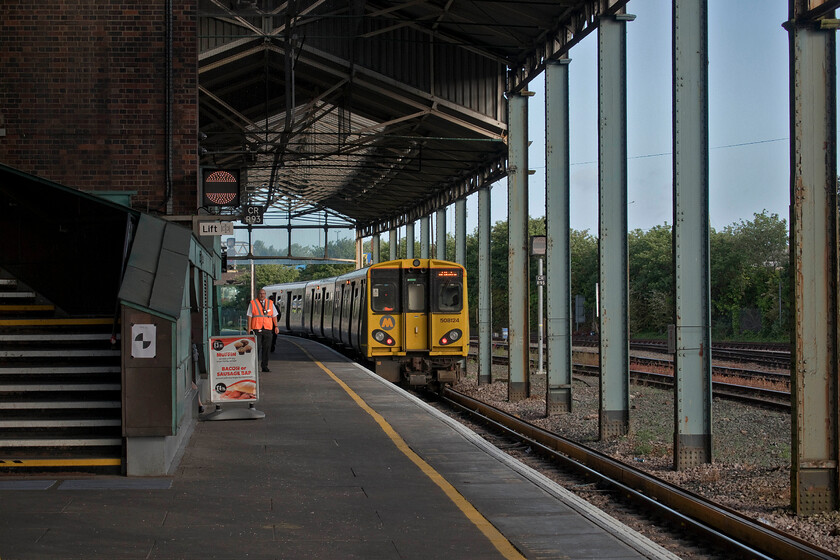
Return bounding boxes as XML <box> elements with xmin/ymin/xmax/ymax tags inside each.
<box><xmin>0</xmin><ymin>438</ymin><xmax>122</xmax><ymax>448</ymax></box>
<box><xmin>0</xmin><ymin>304</ymin><xmax>55</xmax><ymax>313</ymax></box>
<box><xmin>0</xmin><ymin>458</ymin><xmax>121</xmax><ymax>469</ymax></box>
<box><xmin>0</xmin><ymin>349</ymin><xmax>120</xmax><ymax>358</ymax></box>
<box><xmin>0</xmin><ymin>318</ymin><xmax>113</xmax><ymax>327</ymax></box>
<box><xmin>0</xmin><ymin>334</ymin><xmax>117</xmax><ymax>342</ymax></box>
<box><xmin>0</xmin><ymin>366</ymin><xmax>120</xmax><ymax>375</ymax></box>
<box><xmin>0</xmin><ymin>292</ymin><xmax>35</xmax><ymax>299</ymax></box>
<box><xmin>0</xmin><ymin>401</ymin><xmax>121</xmax><ymax>410</ymax></box>
<box><xmin>0</xmin><ymin>383</ymin><xmax>120</xmax><ymax>392</ymax></box>
<box><xmin>0</xmin><ymin>419</ymin><xmax>121</xmax><ymax>428</ymax></box>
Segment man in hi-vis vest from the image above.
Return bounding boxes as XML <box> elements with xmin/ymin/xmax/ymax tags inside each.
<box><xmin>247</xmin><ymin>288</ymin><xmax>279</xmax><ymax>372</ymax></box>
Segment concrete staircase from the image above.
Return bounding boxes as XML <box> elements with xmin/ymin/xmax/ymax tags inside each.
<box><xmin>0</xmin><ymin>275</ymin><xmax>123</xmax><ymax>473</ymax></box>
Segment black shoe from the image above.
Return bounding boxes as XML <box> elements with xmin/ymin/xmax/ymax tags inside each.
<box><xmin>262</xmin><ymin>367</ymin><xmax>270</xmax><ymax>372</ymax></box>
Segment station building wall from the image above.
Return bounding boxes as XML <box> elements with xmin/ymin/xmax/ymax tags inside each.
<box><xmin>0</xmin><ymin>1</ymin><xmax>198</xmax><ymax>215</ymax></box>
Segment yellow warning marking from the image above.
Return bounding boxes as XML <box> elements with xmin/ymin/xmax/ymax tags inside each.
<box><xmin>0</xmin><ymin>305</ymin><xmax>54</xmax><ymax>312</ymax></box>
<box><xmin>291</xmin><ymin>341</ymin><xmax>526</xmax><ymax>560</ymax></box>
<box><xmin>0</xmin><ymin>459</ymin><xmax>121</xmax><ymax>467</ymax></box>
<box><xmin>0</xmin><ymin>318</ymin><xmax>113</xmax><ymax>327</ymax></box>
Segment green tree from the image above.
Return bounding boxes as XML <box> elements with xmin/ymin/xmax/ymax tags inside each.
<box><xmin>569</xmin><ymin>229</ymin><xmax>598</xmax><ymax>333</ymax></box>
<box><xmin>710</xmin><ymin>211</ymin><xmax>788</xmax><ymax>338</ymax></box>
<box><xmin>628</xmin><ymin>224</ymin><xmax>673</xmax><ymax>336</ymax></box>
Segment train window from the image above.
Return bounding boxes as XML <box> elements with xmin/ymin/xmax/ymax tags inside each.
<box><xmin>406</xmin><ymin>282</ymin><xmax>426</xmax><ymax>311</ymax></box>
<box><xmin>433</xmin><ymin>268</ymin><xmax>463</xmax><ymax>313</ymax></box>
<box><xmin>370</xmin><ymin>269</ymin><xmax>400</xmax><ymax>313</ymax></box>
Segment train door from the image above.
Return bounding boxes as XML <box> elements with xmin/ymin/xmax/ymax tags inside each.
<box><xmin>340</xmin><ymin>282</ymin><xmax>351</xmax><ymax>346</ymax></box>
<box><xmin>307</xmin><ymin>287</ymin><xmax>316</xmax><ymax>335</ymax></box>
<box><xmin>348</xmin><ymin>281</ymin><xmax>360</xmax><ymax>349</ymax></box>
<box><xmin>281</xmin><ymin>291</ymin><xmax>291</xmax><ymax>332</ymax></box>
<box><xmin>318</xmin><ymin>287</ymin><xmax>329</xmax><ymax>338</ymax></box>
<box><xmin>403</xmin><ymin>267</ymin><xmax>429</xmax><ymax>351</ymax></box>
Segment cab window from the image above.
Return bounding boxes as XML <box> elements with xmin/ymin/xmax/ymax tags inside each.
<box><xmin>370</xmin><ymin>269</ymin><xmax>400</xmax><ymax>312</ymax></box>
<box><xmin>433</xmin><ymin>268</ymin><xmax>463</xmax><ymax>313</ymax></box>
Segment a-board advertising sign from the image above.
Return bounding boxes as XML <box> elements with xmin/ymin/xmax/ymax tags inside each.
<box><xmin>209</xmin><ymin>335</ymin><xmax>259</xmax><ymax>403</ymax></box>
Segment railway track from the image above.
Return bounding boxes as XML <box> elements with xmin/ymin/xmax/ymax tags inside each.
<box><xmin>571</xmin><ymin>363</ymin><xmax>791</xmax><ymax>410</ymax></box>
<box><xmin>471</xmin><ymin>338</ymin><xmax>793</xmax><ymax>370</ymax></box>
<box><xmin>470</xmin><ymin>351</ymin><xmax>792</xmax><ymax>410</ymax></box>
<box><xmin>439</xmin><ymin>387</ymin><xmax>836</xmax><ymax>560</ymax></box>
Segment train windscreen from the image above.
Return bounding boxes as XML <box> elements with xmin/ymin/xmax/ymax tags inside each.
<box><xmin>404</xmin><ymin>269</ymin><xmax>428</xmax><ymax>312</ymax></box>
<box><xmin>370</xmin><ymin>269</ymin><xmax>400</xmax><ymax>312</ymax></box>
<box><xmin>433</xmin><ymin>268</ymin><xmax>463</xmax><ymax>313</ymax></box>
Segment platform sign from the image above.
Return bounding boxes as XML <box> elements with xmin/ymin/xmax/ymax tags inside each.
<box><xmin>241</xmin><ymin>205</ymin><xmax>264</xmax><ymax>225</ymax></box>
<box><xmin>208</xmin><ymin>335</ymin><xmax>259</xmax><ymax>403</ymax></box>
<box><xmin>199</xmin><ymin>221</ymin><xmax>234</xmax><ymax>236</ymax></box>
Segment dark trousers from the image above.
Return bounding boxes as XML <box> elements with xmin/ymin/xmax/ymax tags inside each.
<box><xmin>255</xmin><ymin>329</ymin><xmax>273</xmax><ymax>370</ymax></box>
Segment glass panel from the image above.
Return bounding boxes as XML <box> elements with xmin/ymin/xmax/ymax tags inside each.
<box><xmin>433</xmin><ymin>268</ymin><xmax>463</xmax><ymax>312</ymax></box>
<box><xmin>370</xmin><ymin>269</ymin><xmax>400</xmax><ymax>312</ymax></box>
<box><xmin>407</xmin><ymin>282</ymin><xmax>426</xmax><ymax>312</ymax></box>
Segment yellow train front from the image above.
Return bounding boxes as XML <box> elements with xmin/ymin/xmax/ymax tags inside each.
<box><xmin>265</xmin><ymin>258</ymin><xmax>469</xmax><ymax>389</ymax></box>
<box><xmin>365</xmin><ymin>258</ymin><xmax>469</xmax><ymax>386</ymax></box>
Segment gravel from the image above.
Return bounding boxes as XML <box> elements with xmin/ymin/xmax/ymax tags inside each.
<box><xmin>454</xmin><ymin>352</ymin><xmax>840</xmax><ymax>556</ymax></box>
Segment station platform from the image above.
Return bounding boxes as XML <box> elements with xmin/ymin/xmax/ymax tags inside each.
<box><xmin>0</xmin><ymin>336</ymin><xmax>677</xmax><ymax>560</ymax></box>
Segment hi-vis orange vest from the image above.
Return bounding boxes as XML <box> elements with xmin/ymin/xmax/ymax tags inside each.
<box><xmin>249</xmin><ymin>298</ymin><xmax>276</xmax><ymax>331</ymax></box>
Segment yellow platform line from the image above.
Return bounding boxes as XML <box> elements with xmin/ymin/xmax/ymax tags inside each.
<box><xmin>291</xmin><ymin>341</ymin><xmax>526</xmax><ymax>560</ymax></box>
<box><xmin>0</xmin><ymin>318</ymin><xmax>113</xmax><ymax>327</ymax></box>
<box><xmin>0</xmin><ymin>458</ymin><xmax>121</xmax><ymax>467</ymax></box>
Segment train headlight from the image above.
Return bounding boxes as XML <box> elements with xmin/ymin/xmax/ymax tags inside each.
<box><xmin>372</xmin><ymin>329</ymin><xmax>395</xmax><ymax>346</ymax></box>
<box><xmin>439</xmin><ymin>329</ymin><xmax>462</xmax><ymax>345</ymax></box>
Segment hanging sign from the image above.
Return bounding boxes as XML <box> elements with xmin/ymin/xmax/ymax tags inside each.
<box><xmin>208</xmin><ymin>335</ymin><xmax>259</xmax><ymax>403</ymax></box>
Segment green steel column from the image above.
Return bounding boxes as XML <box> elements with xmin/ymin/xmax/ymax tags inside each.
<box><xmin>389</xmin><ymin>228</ymin><xmax>397</xmax><ymax>261</ymax></box>
<box><xmin>673</xmin><ymin>0</ymin><xmax>712</xmax><ymax>470</ymax></box>
<box><xmin>406</xmin><ymin>222</ymin><xmax>415</xmax><ymax>259</ymax></box>
<box><xmin>598</xmin><ymin>14</ymin><xmax>632</xmax><ymax>438</ymax></box>
<box><xmin>420</xmin><ymin>216</ymin><xmax>430</xmax><ymax>259</ymax></box>
<box><xmin>436</xmin><ymin>208</ymin><xmax>447</xmax><ymax>259</ymax></box>
<box><xmin>455</xmin><ymin>199</ymin><xmax>467</xmax><ymax>266</ymax></box>
<box><xmin>545</xmin><ymin>59</ymin><xmax>573</xmax><ymax>414</ymax></box>
<box><xmin>478</xmin><ymin>187</ymin><xmax>492</xmax><ymax>384</ymax></box>
<box><xmin>371</xmin><ymin>233</ymin><xmax>380</xmax><ymax>264</ymax></box>
<box><xmin>508</xmin><ymin>92</ymin><xmax>530</xmax><ymax>402</ymax></box>
<box><xmin>787</xmin><ymin>7</ymin><xmax>838</xmax><ymax>515</ymax></box>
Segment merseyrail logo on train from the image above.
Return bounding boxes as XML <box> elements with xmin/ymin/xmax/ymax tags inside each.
<box><xmin>379</xmin><ymin>315</ymin><xmax>395</xmax><ymax>330</ymax></box>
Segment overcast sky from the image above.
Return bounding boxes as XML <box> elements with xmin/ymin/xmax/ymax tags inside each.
<box><xmin>461</xmin><ymin>0</ymin><xmax>794</xmax><ymax>236</ymax></box>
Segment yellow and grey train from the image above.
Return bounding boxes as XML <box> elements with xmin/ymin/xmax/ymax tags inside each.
<box><xmin>263</xmin><ymin>258</ymin><xmax>469</xmax><ymax>387</ymax></box>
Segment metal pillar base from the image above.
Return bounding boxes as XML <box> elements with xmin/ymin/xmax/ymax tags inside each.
<box><xmin>508</xmin><ymin>381</ymin><xmax>528</xmax><ymax>402</ymax></box>
<box><xmin>546</xmin><ymin>386</ymin><xmax>572</xmax><ymax>415</ymax></box>
<box><xmin>796</xmin><ymin>470</ymin><xmax>838</xmax><ymax>515</ymax></box>
<box><xmin>674</xmin><ymin>434</ymin><xmax>711</xmax><ymax>470</ymax></box>
<box><xmin>599</xmin><ymin>409</ymin><xmax>629</xmax><ymax>439</ymax></box>
<box><xmin>202</xmin><ymin>403</ymin><xmax>265</xmax><ymax>421</ymax></box>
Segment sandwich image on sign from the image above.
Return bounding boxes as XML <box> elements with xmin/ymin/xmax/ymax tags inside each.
<box><xmin>218</xmin><ymin>379</ymin><xmax>257</xmax><ymax>401</ymax></box>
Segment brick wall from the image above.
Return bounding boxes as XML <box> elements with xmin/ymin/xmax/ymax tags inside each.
<box><xmin>0</xmin><ymin>1</ymin><xmax>197</xmax><ymax>215</ymax></box>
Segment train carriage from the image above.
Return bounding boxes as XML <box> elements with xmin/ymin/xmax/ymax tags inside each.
<box><xmin>264</xmin><ymin>258</ymin><xmax>468</xmax><ymax>387</ymax></box>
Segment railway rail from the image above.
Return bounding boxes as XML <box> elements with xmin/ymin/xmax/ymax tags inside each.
<box><xmin>471</xmin><ymin>337</ymin><xmax>792</xmax><ymax>370</ymax></box>
<box><xmin>439</xmin><ymin>387</ymin><xmax>836</xmax><ymax>560</ymax></box>
<box><xmin>469</xmin><ymin>351</ymin><xmax>792</xmax><ymax>410</ymax></box>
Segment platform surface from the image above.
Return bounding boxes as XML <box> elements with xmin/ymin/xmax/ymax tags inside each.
<box><xmin>0</xmin><ymin>336</ymin><xmax>677</xmax><ymax>560</ymax></box>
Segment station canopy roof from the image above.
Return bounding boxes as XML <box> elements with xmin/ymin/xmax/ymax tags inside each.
<box><xmin>198</xmin><ymin>0</ymin><xmax>626</xmax><ymax>236</ymax></box>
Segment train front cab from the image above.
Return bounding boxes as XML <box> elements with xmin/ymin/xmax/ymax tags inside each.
<box><xmin>367</xmin><ymin>259</ymin><xmax>468</xmax><ymax>386</ymax></box>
